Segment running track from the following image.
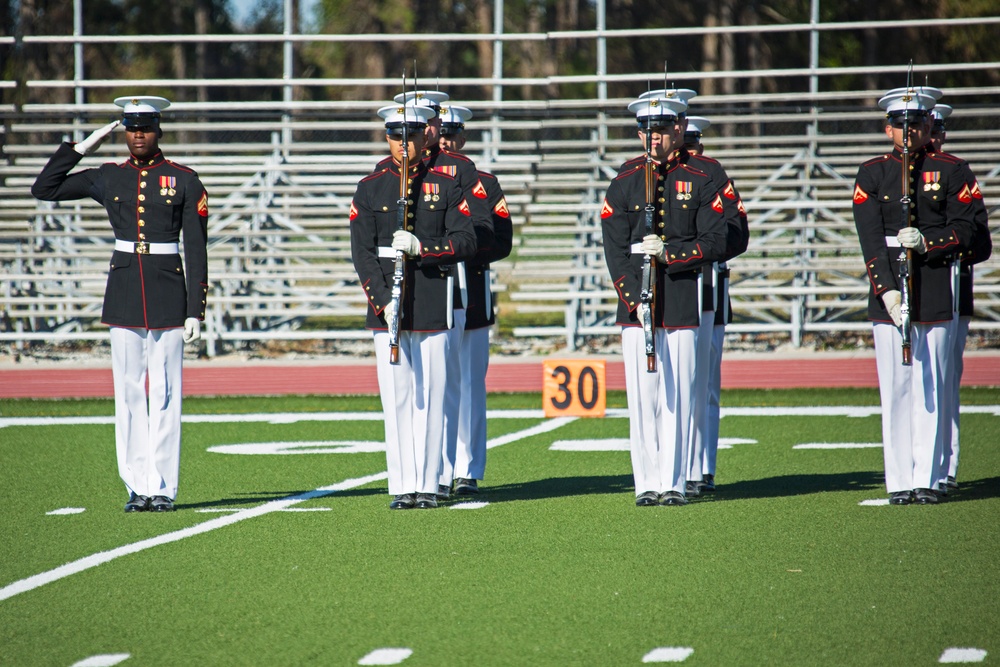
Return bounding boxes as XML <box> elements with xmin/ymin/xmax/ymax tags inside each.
<box><xmin>1</xmin><ymin>353</ymin><xmax>997</xmax><ymax>399</ymax></box>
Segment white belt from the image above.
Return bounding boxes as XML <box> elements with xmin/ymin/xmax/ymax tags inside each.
<box><xmin>884</xmin><ymin>236</ymin><xmax>901</xmax><ymax>248</ymax></box>
<box><xmin>115</xmin><ymin>239</ymin><xmax>179</xmax><ymax>255</ymax></box>
<box><xmin>378</xmin><ymin>246</ymin><xmax>397</xmax><ymax>258</ymax></box>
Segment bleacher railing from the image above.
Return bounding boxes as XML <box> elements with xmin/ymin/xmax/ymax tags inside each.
<box><xmin>2</xmin><ymin>12</ymin><xmax>999</xmax><ymax>354</ymax></box>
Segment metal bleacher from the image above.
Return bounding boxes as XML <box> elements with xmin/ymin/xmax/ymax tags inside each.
<box><xmin>2</xmin><ymin>20</ymin><xmax>1000</xmax><ymax>355</ymax></box>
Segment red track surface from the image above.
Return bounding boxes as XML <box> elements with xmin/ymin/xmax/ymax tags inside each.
<box><xmin>1</xmin><ymin>354</ymin><xmax>997</xmax><ymax>399</ymax></box>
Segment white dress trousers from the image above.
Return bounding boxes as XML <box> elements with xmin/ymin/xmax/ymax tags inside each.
<box><xmin>440</xmin><ymin>308</ymin><xmax>467</xmax><ymax>488</ymax></box>
<box><xmin>621</xmin><ymin>325</ymin><xmax>698</xmax><ymax>496</ymax></box>
<box><xmin>943</xmin><ymin>316</ymin><xmax>970</xmax><ymax>481</ymax></box>
<box><xmin>374</xmin><ymin>329</ymin><xmax>449</xmax><ymax>496</ymax></box>
<box><xmin>687</xmin><ymin>310</ymin><xmax>715</xmax><ymax>483</ymax></box>
<box><xmin>873</xmin><ymin>321</ymin><xmax>954</xmax><ymax>494</ymax></box>
<box><xmin>109</xmin><ymin>326</ymin><xmax>184</xmax><ymax>499</ymax></box>
<box><xmin>701</xmin><ymin>324</ymin><xmax>727</xmax><ymax>477</ymax></box>
<box><xmin>454</xmin><ymin>325</ymin><xmax>491</xmax><ymax>481</ymax></box>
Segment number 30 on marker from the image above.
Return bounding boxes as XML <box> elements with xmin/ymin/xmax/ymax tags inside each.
<box><xmin>542</xmin><ymin>359</ymin><xmax>606</xmax><ymax>418</ymax></box>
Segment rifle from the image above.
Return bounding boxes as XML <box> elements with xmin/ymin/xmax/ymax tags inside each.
<box><xmin>897</xmin><ymin>62</ymin><xmax>914</xmax><ymax>366</ymax></box>
<box><xmin>638</xmin><ymin>94</ymin><xmax>657</xmax><ymax>373</ymax></box>
<box><xmin>388</xmin><ymin>68</ymin><xmax>410</xmax><ymax>365</ymax></box>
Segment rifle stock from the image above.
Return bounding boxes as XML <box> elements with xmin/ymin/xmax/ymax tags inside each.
<box><xmin>639</xmin><ymin>113</ymin><xmax>657</xmax><ymax>373</ymax></box>
<box><xmin>898</xmin><ymin>68</ymin><xmax>914</xmax><ymax>366</ymax></box>
<box><xmin>388</xmin><ymin>71</ymin><xmax>410</xmax><ymax>365</ymax></box>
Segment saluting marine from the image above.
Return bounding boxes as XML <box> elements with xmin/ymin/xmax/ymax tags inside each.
<box><xmin>31</xmin><ymin>96</ymin><xmax>209</xmax><ymax>513</ymax></box>
<box><xmin>927</xmin><ymin>102</ymin><xmax>993</xmax><ymax>494</ymax></box>
<box><xmin>602</xmin><ymin>94</ymin><xmax>727</xmax><ymax>507</ymax></box>
<box><xmin>350</xmin><ymin>103</ymin><xmax>477</xmax><ymax>510</ymax></box>
<box><xmin>435</xmin><ymin>105</ymin><xmax>514</xmax><ymax>497</ymax></box>
<box><xmin>852</xmin><ymin>86</ymin><xmax>979</xmax><ymax>505</ymax></box>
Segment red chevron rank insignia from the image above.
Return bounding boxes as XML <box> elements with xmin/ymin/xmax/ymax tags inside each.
<box><xmin>459</xmin><ymin>199</ymin><xmax>471</xmax><ymax>215</ymax></box>
<box><xmin>601</xmin><ymin>199</ymin><xmax>614</xmax><ymax>218</ymax></box>
<box><xmin>958</xmin><ymin>184</ymin><xmax>972</xmax><ymax>203</ymax></box>
<box><xmin>494</xmin><ymin>198</ymin><xmax>510</xmax><ymax>218</ymax></box>
<box><xmin>711</xmin><ymin>193</ymin><xmax>723</xmax><ymax>213</ymax></box>
<box><xmin>473</xmin><ymin>180</ymin><xmax>488</xmax><ymax>198</ymax></box>
<box><xmin>349</xmin><ymin>201</ymin><xmax>358</xmax><ymax>221</ymax></box>
<box><xmin>971</xmin><ymin>181</ymin><xmax>983</xmax><ymax>199</ymax></box>
<box><xmin>853</xmin><ymin>184</ymin><xmax>868</xmax><ymax>204</ymax></box>
<box><xmin>737</xmin><ymin>199</ymin><xmax>747</xmax><ymax>216</ymax></box>
<box><xmin>724</xmin><ymin>182</ymin><xmax>736</xmax><ymax>199</ymax></box>
<box><xmin>197</xmin><ymin>191</ymin><xmax>208</xmax><ymax>216</ymax></box>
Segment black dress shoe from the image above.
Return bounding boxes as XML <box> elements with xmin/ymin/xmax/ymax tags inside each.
<box><xmin>889</xmin><ymin>491</ymin><xmax>915</xmax><ymax>505</ymax></box>
<box><xmin>658</xmin><ymin>491</ymin><xmax>688</xmax><ymax>506</ymax></box>
<box><xmin>389</xmin><ymin>493</ymin><xmax>416</xmax><ymax>510</ymax></box>
<box><xmin>685</xmin><ymin>481</ymin><xmax>702</xmax><ymax>498</ymax></box>
<box><xmin>635</xmin><ymin>491</ymin><xmax>658</xmax><ymax>507</ymax></box>
<box><xmin>914</xmin><ymin>488</ymin><xmax>942</xmax><ymax>504</ymax></box>
<box><xmin>149</xmin><ymin>496</ymin><xmax>175</xmax><ymax>512</ymax></box>
<box><xmin>946</xmin><ymin>476</ymin><xmax>958</xmax><ymax>490</ymax></box>
<box><xmin>700</xmin><ymin>474</ymin><xmax>716</xmax><ymax>493</ymax></box>
<box><xmin>437</xmin><ymin>484</ymin><xmax>451</xmax><ymax>500</ymax></box>
<box><xmin>124</xmin><ymin>493</ymin><xmax>150</xmax><ymax>512</ymax></box>
<box><xmin>415</xmin><ymin>493</ymin><xmax>438</xmax><ymax>509</ymax></box>
<box><xmin>454</xmin><ymin>478</ymin><xmax>479</xmax><ymax>495</ymax></box>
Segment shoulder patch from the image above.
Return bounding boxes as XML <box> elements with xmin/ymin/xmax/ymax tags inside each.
<box><xmin>957</xmin><ymin>184</ymin><xmax>972</xmax><ymax>204</ymax></box>
<box><xmin>197</xmin><ymin>191</ymin><xmax>208</xmax><ymax>216</ymax></box>
<box><xmin>853</xmin><ymin>184</ymin><xmax>869</xmax><ymax>205</ymax></box>
<box><xmin>473</xmin><ymin>180</ymin><xmax>488</xmax><ymax>199</ymax></box>
<box><xmin>711</xmin><ymin>193</ymin><xmax>724</xmax><ymax>213</ymax></box>
<box><xmin>723</xmin><ymin>182</ymin><xmax>736</xmax><ymax>199</ymax></box>
<box><xmin>601</xmin><ymin>199</ymin><xmax>614</xmax><ymax>219</ymax></box>
<box><xmin>458</xmin><ymin>198</ymin><xmax>471</xmax><ymax>216</ymax></box>
<box><xmin>349</xmin><ymin>201</ymin><xmax>358</xmax><ymax>221</ymax></box>
<box><xmin>494</xmin><ymin>198</ymin><xmax>510</xmax><ymax>218</ymax></box>
<box><xmin>971</xmin><ymin>181</ymin><xmax>983</xmax><ymax>199</ymax></box>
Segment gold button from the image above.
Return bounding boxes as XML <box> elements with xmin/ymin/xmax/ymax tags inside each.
<box><xmin>625</xmin><ymin>292</ymin><xmax>630</xmax><ymax>297</ymax></box>
<box><xmin>382</xmin><ymin>206</ymin><xmax>388</xmax><ymax>211</ymax></box>
<box><xmin>430</xmin><ymin>205</ymin><xmax>435</xmax><ymax>209</ymax></box>
<box><xmin>176</xmin><ymin>267</ymin><xmax>181</xmax><ymax>272</ymax></box>
<box><xmin>629</xmin><ymin>301</ymin><xmax>635</xmax><ymax>306</ymax></box>
<box><xmin>435</xmin><ymin>246</ymin><xmax>440</xmax><ymax>250</ymax></box>
<box><xmin>138</xmin><ymin>220</ymin><xmax>145</xmax><ymax>227</ymax></box>
<box><xmin>141</xmin><ymin>182</ymin><xmax>148</xmax><ymax>189</ymax></box>
<box><xmin>407</xmin><ymin>225</ymin><xmax>414</xmax><ymax>231</ymax></box>
<box><xmin>114</xmin><ymin>196</ymin><xmax>119</xmax><ymax>201</ymax></box>
<box><xmin>141</xmin><ymin>170</ymin><xmax>148</xmax><ymax>176</ymax></box>
<box><xmin>138</xmin><ymin>206</ymin><xmax>145</xmax><ymax>213</ymax></box>
<box><xmin>139</xmin><ymin>233</ymin><xmax>146</xmax><ymax>239</ymax></box>
<box><xmin>138</xmin><ymin>194</ymin><xmax>145</xmax><ymax>201</ymax></box>
<box><xmin>659</xmin><ymin>223</ymin><xmax>664</xmax><ymax>228</ymax></box>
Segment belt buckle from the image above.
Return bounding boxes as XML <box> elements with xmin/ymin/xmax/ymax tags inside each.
<box><xmin>135</xmin><ymin>241</ymin><xmax>149</xmax><ymax>254</ymax></box>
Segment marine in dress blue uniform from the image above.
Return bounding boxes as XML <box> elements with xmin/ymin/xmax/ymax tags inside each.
<box><xmin>350</xmin><ymin>103</ymin><xmax>477</xmax><ymax>509</ymax></box>
<box><xmin>852</xmin><ymin>87</ymin><xmax>979</xmax><ymax>505</ymax></box>
<box><xmin>602</xmin><ymin>94</ymin><xmax>727</xmax><ymax>506</ymax></box>
<box><xmin>928</xmin><ymin>102</ymin><xmax>993</xmax><ymax>493</ymax></box>
<box><xmin>31</xmin><ymin>96</ymin><xmax>208</xmax><ymax>512</ymax></box>
<box><xmin>434</xmin><ymin>105</ymin><xmax>514</xmax><ymax>496</ymax></box>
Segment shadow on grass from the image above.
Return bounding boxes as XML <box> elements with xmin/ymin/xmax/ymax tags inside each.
<box><xmin>176</xmin><ymin>486</ymin><xmax>385</xmax><ymax>510</ymax></box>
<box><xmin>707</xmin><ymin>471</ymin><xmax>885</xmax><ymax>502</ymax></box>
<box><xmin>469</xmin><ymin>474</ymin><xmax>635</xmax><ymax>503</ymax></box>
<box><xmin>939</xmin><ymin>475</ymin><xmax>1000</xmax><ymax>503</ymax></box>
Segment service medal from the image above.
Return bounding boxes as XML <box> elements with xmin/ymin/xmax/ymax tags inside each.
<box><xmin>168</xmin><ymin>188</ymin><xmax>176</xmax><ymax>196</ymax></box>
<box><xmin>160</xmin><ymin>188</ymin><xmax>168</xmax><ymax>196</ymax></box>
<box><xmin>676</xmin><ymin>181</ymin><xmax>692</xmax><ymax>201</ymax></box>
<box><xmin>424</xmin><ymin>194</ymin><xmax>432</xmax><ymax>202</ymax></box>
<box><xmin>432</xmin><ymin>195</ymin><xmax>439</xmax><ymax>202</ymax></box>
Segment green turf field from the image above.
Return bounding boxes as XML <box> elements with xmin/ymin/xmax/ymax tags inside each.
<box><xmin>1</xmin><ymin>388</ymin><xmax>998</xmax><ymax>666</ymax></box>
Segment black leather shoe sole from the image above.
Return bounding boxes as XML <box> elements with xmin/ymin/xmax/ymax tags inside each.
<box><xmin>914</xmin><ymin>488</ymin><xmax>942</xmax><ymax>504</ymax></box>
<box><xmin>658</xmin><ymin>491</ymin><xmax>688</xmax><ymax>506</ymax></box>
<box><xmin>889</xmin><ymin>491</ymin><xmax>914</xmax><ymax>505</ymax></box>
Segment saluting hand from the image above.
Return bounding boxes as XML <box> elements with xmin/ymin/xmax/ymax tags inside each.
<box><xmin>73</xmin><ymin>120</ymin><xmax>120</xmax><ymax>156</ymax></box>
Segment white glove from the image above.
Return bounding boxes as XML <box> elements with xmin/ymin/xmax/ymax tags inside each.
<box><xmin>382</xmin><ymin>301</ymin><xmax>398</xmax><ymax>324</ymax></box>
<box><xmin>392</xmin><ymin>230</ymin><xmax>421</xmax><ymax>257</ymax></box>
<box><xmin>73</xmin><ymin>120</ymin><xmax>120</xmax><ymax>156</ymax></box>
<box><xmin>183</xmin><ymin>317</ymin><xmax>201</xmax><ymax>343</ymax></box>
<box><xmin>896</xmin><ymin>227</ymin><xmax>927</xmax><ymax>254</ymax></box>
<box><xmin>640</xmin><ymin>234</ymin><xmax>667</xmax><ymax>262</ymax></box>
<box><xmin>882</xmin><ymin>290</ymin><xmax>903</xmax><ymax>328</ymax></box>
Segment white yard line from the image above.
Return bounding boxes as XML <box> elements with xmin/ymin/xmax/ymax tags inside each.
<box><xmin>0</xmin><ymin>417</ymin><xmax>575</xmax><ymax>603</ymax></box>
<box><xmin>2</xmin><ymin>406</ymin><xmax>998</xmax><ymax>430</ymax></box>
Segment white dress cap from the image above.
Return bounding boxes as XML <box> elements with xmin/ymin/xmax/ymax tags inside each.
<box><xmin>883</xmin><ymin>85</ymin><xmax>943</xmax><ymax>102</ymax></box>
<box><xmin>377</xmin><ymin>104</ymin><xmax>437</xmax><ymax>126</ymax></box>
<box><xmin>931</xmin><ymin>103</ymin><xmax>952</xmax><ymax>121</ymax></box>
<box><xmin>684</xmin><ymin>116</ymin><xmax>711</xmax><ymax>136</ymax></box>
<box><xmin>628</xmin><ymin>96</ymin><xmax>688</xmax><ymax>125</ymax></box>
<box><xmin>639</xmin><ymin>88</ymin><xmax>698</xmax><ymax>104</ymax></box>
<box><xmin>113</xmin><ymin>96</ymin><xmax>171</xmax><ymax>115</ymax></box>
<box><xmin>392</xmin><ymin>90</ymin><xmax>449</xmax><ymax>115</ymax></box>
<box><xmin>878</xmin><ymin>89</ymin><xmax>938</xmax><ymax>114</ymax></box>
<box><xmin>439</xmin><ymin>105</ymin><xmax>473</xmax><ymax>125</ymax></box>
